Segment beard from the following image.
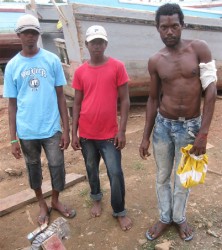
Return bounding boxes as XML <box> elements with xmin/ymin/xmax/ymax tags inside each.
<box><xmin>162</xmin><ymin>36</ymin><xmax>181</xmax><ymax>48</ymax></box>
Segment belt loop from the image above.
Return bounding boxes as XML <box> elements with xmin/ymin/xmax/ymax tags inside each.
<box><xmin>178</xmin><ymin>117</ymin><xmax>186</xmax><ymax>121</ymax></box>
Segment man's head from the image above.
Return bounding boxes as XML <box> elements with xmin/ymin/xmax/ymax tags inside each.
<box><xmin>155</xmin><ymin>3</ymin><xmax>184</xmax><ymax>48</ymax></box>
<box><xmin>85</xmin><ymin>25</ymin><xmax>108</xmax><ymax>59</ymax></box>
<box><xmin>85</xmin><ymin>25</ymin><xmax>108</xmax><ymax>43</ymax></box>
<box><xmin>15</xmin><ymin>14</ymin><xmax>40</xmax><ymax>34</ymax></box>
<box><xmin>155</xmin><ymin>3</ymin><xmax>184</xmax><ymax>28</ymax></box>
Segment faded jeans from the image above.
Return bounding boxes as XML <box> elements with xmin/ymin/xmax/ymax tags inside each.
<box><xmin>80</xmin><ymin>138</ymin><xmax>126</xmax><ymax>217</ymax></box>
<box><xmin>20</xmin><ymin>131</ymin><xmax>65</xmax><ymax>191</ymax></box>
<box><xmin>153</xmin><ymin>113</ymin><xmax>201</xmax><ymax>224</ymax></box>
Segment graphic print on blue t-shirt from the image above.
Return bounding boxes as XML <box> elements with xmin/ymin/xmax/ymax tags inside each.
<box><xmin>21</xmin><ymin>67</ymin><xmax>47</xmax><ymax>91</ymax></box>
<box><xmin>29</xmin><ymin>78</ymin><xmax>40</xmax><ymax>91</ymax></box>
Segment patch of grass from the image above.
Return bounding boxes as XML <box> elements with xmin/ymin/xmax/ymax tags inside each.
<box><xmin>140</xmin><ymin>240</ymin><xmax>158</xmax><ymax>250</ymax></box>
<box><xmin>101</xmin><ymin>188</ymin><xmax>107</xmax><ymax>194</ymax></box>
<box><xmin>131</xmin><ymin>161</ymin><xmax>144</xmax><ymax>170</ymax></box>
<box><xmin>140</xmin><ymin>239</ymin><xmax>193</xmax><ymax>250</ymax></box>
<box><xmin>84</xmin><ymin>197</ymin><xmax>93</xmax><ymax>208</ymax></box>
<box><xmin>79</xmin><ymin>188</ymin><xmax>107</xmax><ymax>198</ymax></box>
<box><xmin>79</xmin><ymin>188</ymin><xmax>89</xmax><ymax>197</ymax></box>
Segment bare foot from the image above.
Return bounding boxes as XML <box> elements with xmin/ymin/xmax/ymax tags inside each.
<box><xmin>176</xmin><ymin>221</ymin><xmax>193</xmax><ymax>241</ymax></box>
<box><xmin>146</xmin><ymin>221</ymin><xmax>170</xmax><ymax>240</ymax></box>
<box><xmin>38</xmin><ymin>200</ymin><xmax>50</xmax><ymax>225</ymax></box>
<box><xmin>117</xmin><ymin>216</ymin><xmax>132</xmax><ymax>231</ymax></box>
<box><xmin>91</xmin><ymin>201</ymin><xmax>102</xmax><ymax>217</ymax></box>
<box><xmin>51</xmin><ymin>200</ymin><xmax>76</xmax><ymax>218</ymax></box>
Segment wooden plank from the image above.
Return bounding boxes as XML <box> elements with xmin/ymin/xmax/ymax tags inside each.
<box><xmin>0</xmin><ymin>173</ymin><xmax>85</xmax><ymax>217</ymax></box>
<box><xmin>26</xmin><ymin>3</ymin><xmax>60</xmax><ymax>20</ymax></box>
<box><xmin>66</xmin><ymin>99</ymin><xmax>73</xmax><ymax>108</ymax></box>
<box><xmin>59</xmin><ymin>5</ymin><xmax>82</xmax><ymax>63</ymax></box>
<box><xmin>38</xmin><ymin>22</ymin><xmax>61</xmax><ymax>33</ymax></box>
<box><xmin>63</xmin><ymin>85</ymin><xmax>75</xmax><ymax>98</ymax></box>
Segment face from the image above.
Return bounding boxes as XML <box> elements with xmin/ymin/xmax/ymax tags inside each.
<box><xmin>86</xmin><ymin>38</ymin><xmax>107</xmax><ymax>58</ymax></box>
<box><xmin>157</xmin><ymin>14</ymin><xmax>183</xmax><ymax>48</ymax></box>
<box><xmin>18</xmin><ymin>29</ymin><xmax>39</xmax><ymax>48</ymax></box>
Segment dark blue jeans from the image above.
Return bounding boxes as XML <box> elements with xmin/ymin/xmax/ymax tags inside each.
<box><xmin>80</xmin><ymin>138</ymin><xmax>126</xmax><ymax>217</ymax></box>
<box><xmin>20</xmin><ymin>131</ymin><xmax>65</xmax><ymax>192</ymax></box>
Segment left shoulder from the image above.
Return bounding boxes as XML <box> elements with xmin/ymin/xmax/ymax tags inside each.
<box><xmin>187</xmin><ymin>39</ymin><xmax>212</xmax><ymax>62</ymax></box>
<box><xmin>108</xmin><ymin>57</ymin><xmax>125</xmax><ymax>68</ymax></box>
<box><xmin>41</xmin><ymin>48</ymin><xmax>60</xmax><ymax>61</ymax></box>
<box><xmin>188</xmin><ymin>39</ymin><xmax>210</xmax><ymax>53</ymax></box>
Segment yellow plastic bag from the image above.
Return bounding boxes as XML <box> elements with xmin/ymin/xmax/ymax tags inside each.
<box><xmin>177</xmin><ymin>144</ymin><xmax>208</xmax><ymax>188</ymax></box>
<box><xmin>57</xmin><ymin>20</ymin><xmax>63</xmax><ymax>30</ymax></box>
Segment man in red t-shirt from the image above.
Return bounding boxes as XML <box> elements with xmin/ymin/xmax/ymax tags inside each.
<box><xmin>71</xmin><ymin>25</ymin><xmax>132</xmax><ymax>231</ymax></box>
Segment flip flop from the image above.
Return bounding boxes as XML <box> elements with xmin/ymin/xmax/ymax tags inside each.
<box><xmin>37</xmin><ymin>207</ymin><xmax>52</xmax><ymax>225</ymax></box>
<box><xmin>183</xmin><ymin>234</ymin><xmax>194</xmax><ymax>242</ymax></box>
<box><xmin>145</xmin><ymin>230</ymin><xmax>155</xmax><ymax>241</ymax></box>
<box><xmin>145</xmin><ymin>221</ymin><xmax>170</xmax><ymax>241</ymax></box>
<box><xmin>52</xmin><ymin>206</ymin><xmax>76</xmax><ymax>219</ymax></box>
<box><xmin>176</xmin><ymin>221</ymin><xmax>194</xmax><ymax>241</ymax></box>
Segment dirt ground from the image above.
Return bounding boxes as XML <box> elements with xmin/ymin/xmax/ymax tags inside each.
<box><xmin>1</xmin><ymin>96</ymin><xmax>222</xmax><ymax>250</ymax></box>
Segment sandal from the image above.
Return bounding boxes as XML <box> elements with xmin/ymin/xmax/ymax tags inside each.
<box><xmin>145</xmin><ymin>221</ymin><xmax>170</xmax><ymax>241</ymax></box>
<box><xmin>52</xmin><ymin>205</ymin><xmax>76</xmax><ymax>219</ymax></box>
<box><xmin>37</xmin><ymin>207</ymin><xmax>52</xmax><ymax>225</ymax></box>
<box><xmin>176</xmin><ymin>221</ymin><xmax>194</xmax><ymax>241</ymax></box>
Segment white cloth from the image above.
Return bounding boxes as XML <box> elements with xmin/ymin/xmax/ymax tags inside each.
<box><xmin>199</xmin><ymin>60</ymin><xmax>217</xmax><ymax>90</ymax></box>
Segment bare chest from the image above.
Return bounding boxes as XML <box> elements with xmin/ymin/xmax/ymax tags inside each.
<box><xmin>157</xmin><ymin>53</ymin><xmax>199</xmax><ymax>82</ymax></box>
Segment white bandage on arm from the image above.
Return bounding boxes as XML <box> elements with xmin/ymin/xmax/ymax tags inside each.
<box><xmin>199</xmin><ymin>60</ymin><xmax>217</xmax><ymax>90</ymax></box>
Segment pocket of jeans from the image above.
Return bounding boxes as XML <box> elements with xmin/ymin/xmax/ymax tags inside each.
<box><xmin>107</xmin><ymin>138</ymin><xmax>114</xmax><ymax>144</ymax></box>
<box><xmin>154</xmin><ymin>117</ymin><xmax>165</xmax><ymax>133</ymax></box>
<box><xmin>187</xmin><ymin>120</ymin><xmax>201</xmax><ymax>138</ymax></box>
<box><xmin>80</xmin><ymin>137</ymin><xmax>88</xmax><ymax>143</ymax></box>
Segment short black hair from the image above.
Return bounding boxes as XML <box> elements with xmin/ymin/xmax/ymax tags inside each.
<box><xmin>155</xmin><ymin>3</ymin><xmax>184</xmax><ymax>27</ymax></box>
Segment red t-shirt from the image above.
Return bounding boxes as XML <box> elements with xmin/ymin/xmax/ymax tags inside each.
<box><xmin>72</xmin><ymin>57</ymin><xmax>129</xmax><ymax>139</ymax></box>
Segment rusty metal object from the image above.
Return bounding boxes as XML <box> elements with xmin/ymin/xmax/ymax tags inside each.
<box><xmin>0</xmin><ymin>33</ymin><xmax>22</xmax><ymax>65</ymax></box>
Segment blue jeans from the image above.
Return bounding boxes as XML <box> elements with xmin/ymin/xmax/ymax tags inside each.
<box><xmin>152</xmin><ymin>113</ymin><xmax>201</xmax><ymax>224</ymax></box>
<box><xmin>80</xmin><ymin>138</ymin><xmax>126</xmax><ymax>217</ymax></box>
<box><xmin>20</xmin><ymin>131</ymin><xmax>65</xmax><ymax>191</ymax></box>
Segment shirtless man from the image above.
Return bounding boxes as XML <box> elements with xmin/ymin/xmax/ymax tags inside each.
<box><xmin>139</xmin><ymin>3</ymin><xmax>217</xmax><ymax>241</ymax></box>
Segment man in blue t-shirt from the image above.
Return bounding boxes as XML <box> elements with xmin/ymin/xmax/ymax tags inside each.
<box><xmin>3</xmin><ymin>14</ymin><xmax>75</xmax><ymax>225</ymax></box>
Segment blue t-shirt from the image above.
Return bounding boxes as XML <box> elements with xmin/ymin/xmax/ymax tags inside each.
<box><xmin>3</xmin><ymin>48</ymin><xmax>67</xmax><ymax>140</ymax></box>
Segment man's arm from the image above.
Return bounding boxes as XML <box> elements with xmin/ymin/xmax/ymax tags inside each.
<box><xmin>8</xmin><ymin>98</ymin><xmax>21</xmax><ymax>159</ymax></box>
<box><xmin>115</xmin><ymin>83</ymin><xmax>130</xmax><ymax>150</ymax></box>
<box><xmin>55</xmin><ymin>86</ymin><xmax>70</xmax><ymax>150</ymax></box>
<box><xmin>71</xmin><ymin>89</ymin><xmax>83</xmax><ymax>150</ymax></box>
<box><xmin>190</xmin><ymin>40</ymin><xmax>217</xmax><ymax>155</ymax></box>
<box><xmin>139</xmin><ymin>57</ymin><xmax>161</xmax><ymax>159</ymax></box>
<box><xmin>201</xmin><ymin>83</ymin><xmax>217</xmax><ymax>135</ymax></box>
<box><xmin>190</xmin><ymin>83</ymin><xmax>217</xmax><ymax>155</ymax></box>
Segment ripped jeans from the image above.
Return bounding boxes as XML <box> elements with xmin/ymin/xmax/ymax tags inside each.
<box><xmin>80</xmin><ymin>138</ymin><xmax>126</xmax><ymax>217</ymax></box>
<box><xmin>152</xmin><ymin>113</ymin><xmax>201</xmax><ymax>224</ymax></box>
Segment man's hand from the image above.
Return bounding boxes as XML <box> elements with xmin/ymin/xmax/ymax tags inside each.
<box><xmin>114</xmin><ymin>131</ymin><xmax>126</xmax><ymax>150</ymax></box>
<box><xmin>11</xmin><ymin>142</ymin><xmax>22</xmax><ymax>159</ymax></box>
<box><xmin>71</xmin><ymin>135</ymin><xmax>82</xmax><ymax>151</ymax></box>
<box><xmin>139</xmin><ymin>139</ymin><xmax>151</xmax><ymax>160</ymax></box>
<box><xmin>189</xmin><ymin>134</ymin><xmax>207</xmax><ymax>156</ymax></box>
<box><xmin>59</xmin><ymin>132</ymin><xmax>70</xmax><ymax>150</ymax></box>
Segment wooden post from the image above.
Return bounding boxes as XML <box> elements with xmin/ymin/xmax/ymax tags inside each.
<box><xmin>30</xmin><ymin>0</ymin><xmax>36</xmax><ymax>11</ymax></box>
<box><xmin>28</xmin><ymin>0</ymin><xmax>43</xmax><ymax>48</ymax></box>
